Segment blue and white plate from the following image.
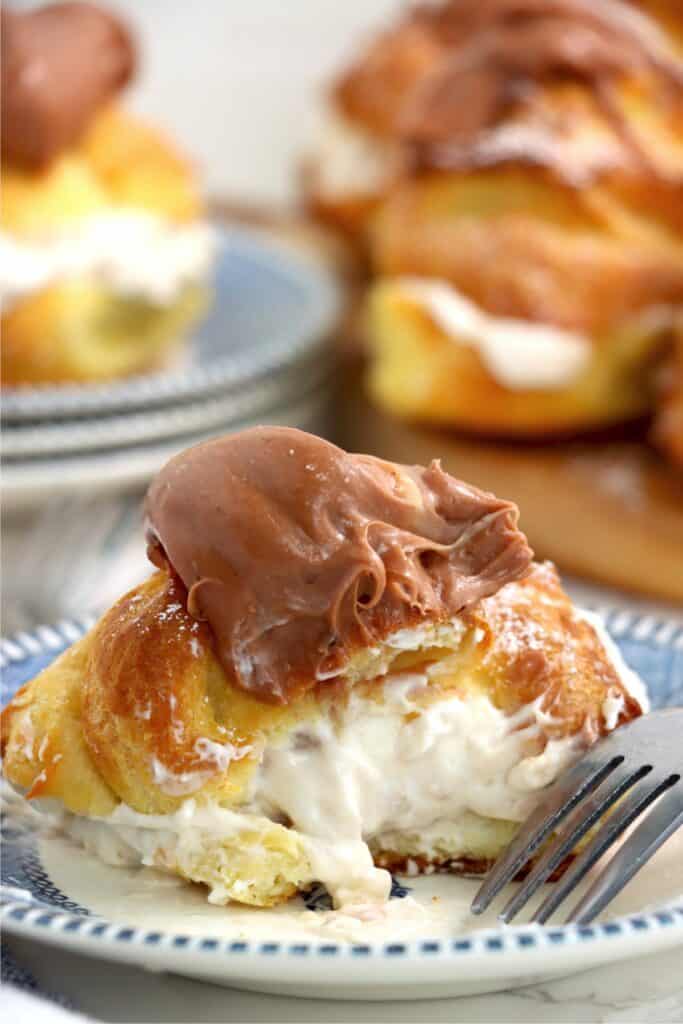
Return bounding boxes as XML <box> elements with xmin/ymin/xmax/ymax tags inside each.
<box><xmin>2</xmin><ymin>366</ymin><xmax>333</xmax><ymax>459</ymax></box>
<box><xmin>1</xmin><ymin>610</ymin><xmax>682</xmax><ymax>1000</ymax></box>
<box><xmin>2</xmin><ymin>225</ymin><xmax>340</xmax><ymax>423</ymax></box>
<box><xmin>2</xmin><ymin>387</ymin><xmax>332</xmax><ymax>511</ymax></box>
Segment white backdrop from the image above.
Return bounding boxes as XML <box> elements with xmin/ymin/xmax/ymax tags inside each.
<box><xmin>98</xmin><ymin>0</ymin><xmax>409</xmax><ymax>205</ymax></box>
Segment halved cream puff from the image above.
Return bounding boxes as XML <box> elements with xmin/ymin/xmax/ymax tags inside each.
<box><xmin>1</xmin><ymin>3</ymin><xmax>213</xmax><ymax>386</ymax></box>
<box><xmin>1</xmin><ymin>428</ymin><xmax>647</xmax><ymax>909</ymax></box>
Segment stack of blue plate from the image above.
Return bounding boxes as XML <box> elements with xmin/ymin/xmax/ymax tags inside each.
<box><xmin>2</xmin><ymin>226</ymin><xmax>340</xmax><ymax>508</ymax></box>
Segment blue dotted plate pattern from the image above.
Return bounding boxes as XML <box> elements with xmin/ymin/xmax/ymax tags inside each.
<box><xmin>1</xmin><ymin>609</ymin><xmax>682</xmax><ymax>960</ymax></box>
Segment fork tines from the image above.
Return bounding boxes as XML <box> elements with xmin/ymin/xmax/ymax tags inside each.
<box><xmin>471</xmin><ymin>708</ymin><xmax>683</xmax><ymax>925</ymax></box>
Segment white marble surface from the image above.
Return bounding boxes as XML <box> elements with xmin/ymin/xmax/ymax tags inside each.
<box><xmin>6</xmin><ymin>934</ymin><xmax>683</xmax><ymax>1022</ymax></box>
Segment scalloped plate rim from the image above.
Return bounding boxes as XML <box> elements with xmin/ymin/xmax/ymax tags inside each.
<box><xmin>2</xmin><ymin>606</ymin><xmax>682</xmax><ymax>998</ymax></box>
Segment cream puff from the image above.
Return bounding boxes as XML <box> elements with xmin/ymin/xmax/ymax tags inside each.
<box><xmin>364</xmin><ymin>0</ymin><xmax>683</xmax><ymax>438</ymax></box>
<box><xmin>1</xmin><ymin>2</ymin><xmax>213</xmax><ymax>386</ymax></box>
<box><xmin>1</xmin><ymin>428</ymin><xmax>647</xmax><ymax>909</ymax></box>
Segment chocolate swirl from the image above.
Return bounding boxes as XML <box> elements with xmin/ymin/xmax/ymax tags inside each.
<box><xmin>2</xmin><ymin>2</ymin><xmax>135</xmax><ymax>169</ymax></box>
<box><xmin>145</xmin><ymin>428</ymin><xmax>532</xmax><ymax>704</ymax></box>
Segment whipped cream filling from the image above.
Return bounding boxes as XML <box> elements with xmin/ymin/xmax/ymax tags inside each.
<box><xmin>60</xmin><ymin>687</ymin><xmax>578</xmax><ymax>909</ymax></box>
<box><xmin>57</xmin><ymin>607</ymin><xmax>645</xmax><ymax>911</ymax></box>
<box><xmin>60</xmin><ymin>672</ymin><xmax>580</xmax><ymax>910</ymax></box>
<box><xmin>250</xmin><ymin>673</ymin><xmax>582</xmax><ymax>905</ymax></box>
<box><xmin>395</xmin><ymin>276</ymin><xmax>592</xmax><ymax>391</ymax></box>
<box><xmin>308</xmin><ymin>105</ymin><xmax>393</xmax><ymax>200</ymax></box>
<box><xmin>0</xmin><ymin>211</ymin><xmax>215</xmax><ymax>311</ymax></box>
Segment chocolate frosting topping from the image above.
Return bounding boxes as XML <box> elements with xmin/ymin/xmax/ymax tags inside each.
<box><xmin>2</xmin><ymin>2</ymin><xmax>135</xmax><ymax>169</ymax></box>
<box><xmin>334</xmin><ymin>0</ymin><xmax>682</xmax><ymax>184</ymax></box>
<box><xmin>145</xmin><ymin>428</ymin><xmax>533</xmax><ymax>704</ymax></box>
<box><xmin>333</xmin><ymin>6</ymin><xmax>450</xmax><ymax>138</ymax></box>
<box><xmin>398</xmin><ymin>0</ymin><xmax>682</xmax><ymax>175</ymax></box>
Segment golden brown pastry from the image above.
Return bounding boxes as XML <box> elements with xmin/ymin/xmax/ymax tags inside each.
<box><xmin>651</xmin><ymin>320</ymin><xmax>683</xmax><ymax>466</ymax></box>
<box><xmin>306</xmin><ymin>1</ymin><xmax>683</xmax><ymax>444</ymax></box>
<box><xmin>2</xmin><ymin>428</ymin><xmax>647</xmax><ymax>909</ymax></box>
<box><xmin>363</xmin><ymin>0</ymin><xmax>683</xmax><ymax>439</ymax></box>
<box><xmin>1</xmin><ymin>3</ymin><xmax>213</xmax><ymax>386</ymax></box>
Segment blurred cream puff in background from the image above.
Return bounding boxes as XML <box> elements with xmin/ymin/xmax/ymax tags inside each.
<box><xmin>304</xmin><ymin>0</ymin><xmax>683</xmax><ymax>602</ymax></box>
<box><xmin>1</xmin><ymin>1</ymin><xmax>214</xmax><ymax>386</ymax></box>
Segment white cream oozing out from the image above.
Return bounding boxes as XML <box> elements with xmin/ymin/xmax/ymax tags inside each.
<box><xmin>58</xmin><ymin>607</ymin><xmax>646</xmax><ymax>911</ymax></box>
<box><xmin>308</xmin><ymin>105</ymin><xmax>393</xmax><ymax>199</ymax></box>
<box><xmin>0</xmin><ymin>211</ymin><xmax>215</xmax><ymax>311</ymax></box>
<box><xmin>60</xmin><ymin>671</ymin><xmax>581</xmax><ymax>910</ymax></box>
<box><xmin>396</xmin><ymin>276</ymin><xmax>592</xmax><ymax>391</ymax></box>
<box><xmin>250</xmin><ymin>672</ymin><xmax>581</xmax><ymax>906</ymax></box>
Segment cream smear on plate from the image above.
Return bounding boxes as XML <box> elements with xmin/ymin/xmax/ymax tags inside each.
<box><xmin>39</xmin><ymin>828</ymin><xmax>683</xmax><ymax>945</ymax></box>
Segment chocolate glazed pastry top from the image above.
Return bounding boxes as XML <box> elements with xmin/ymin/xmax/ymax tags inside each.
<box><xmin>145</xmin><ymin>427</ymin><xmax>533</xmax><ymax>704</ymax></box>
<box><xmin>2</xmin><ymin>2</ymin><xmax>135</xmax><ymax>168</ymax></box>
<box><xmin>332</xmin><ymin>5</ymin><xmax>452</xmax><ymax>139</ymax></box>
<box><xmin>397</xmin><ymin>0</ymin><xmax>683</xmax><ymax>178</ymax></box>
<box><xmin>334</xmin><ymin>0</ymin><xmax>682</xmax><ymax>184</ymax></box>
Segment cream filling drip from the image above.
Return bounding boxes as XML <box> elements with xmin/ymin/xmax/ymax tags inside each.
<box><xmin>150</xmin><ymin>738</ymin><xmax>253</xmax><ymax>798</ymax></box>
<box><xmin>59</xmin><ymin>678</ymin><xmax>579</xmax><ymax>909</ymax></box>
<box><xmin>250</xmin><ymin>676</ymin><xmax>581</xmax><ymax>906</ymax></box>
<box><xmin>60</xmin><ymin>685</ymin><xmax>579</xmax><ymax>910</ymax></box>
<box><xmin>395</xmin><ymin>276</ymin><xmax>592</xmax><ymax>391</ymax></box>
<box><xmin>0</xmin><ymin>211</ymin><xmax>215</xmax><ymax>311</ymax></box>
<box><xmin>58</xmin><ymin>607</ymin><xmax>645</xmax><ymax>910</ymax></box>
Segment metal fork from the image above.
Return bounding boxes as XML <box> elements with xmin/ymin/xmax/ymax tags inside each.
<box><xmin>471</xmin><ymin>708</ymin><xmax>683</xmax><ymax>925</ymax></box>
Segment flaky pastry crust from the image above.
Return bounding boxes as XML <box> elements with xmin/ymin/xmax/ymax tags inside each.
<box><xmin>2</xmin><ymin>564</ymin><xmax>641</xmax><ymax>821</ymax></box>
